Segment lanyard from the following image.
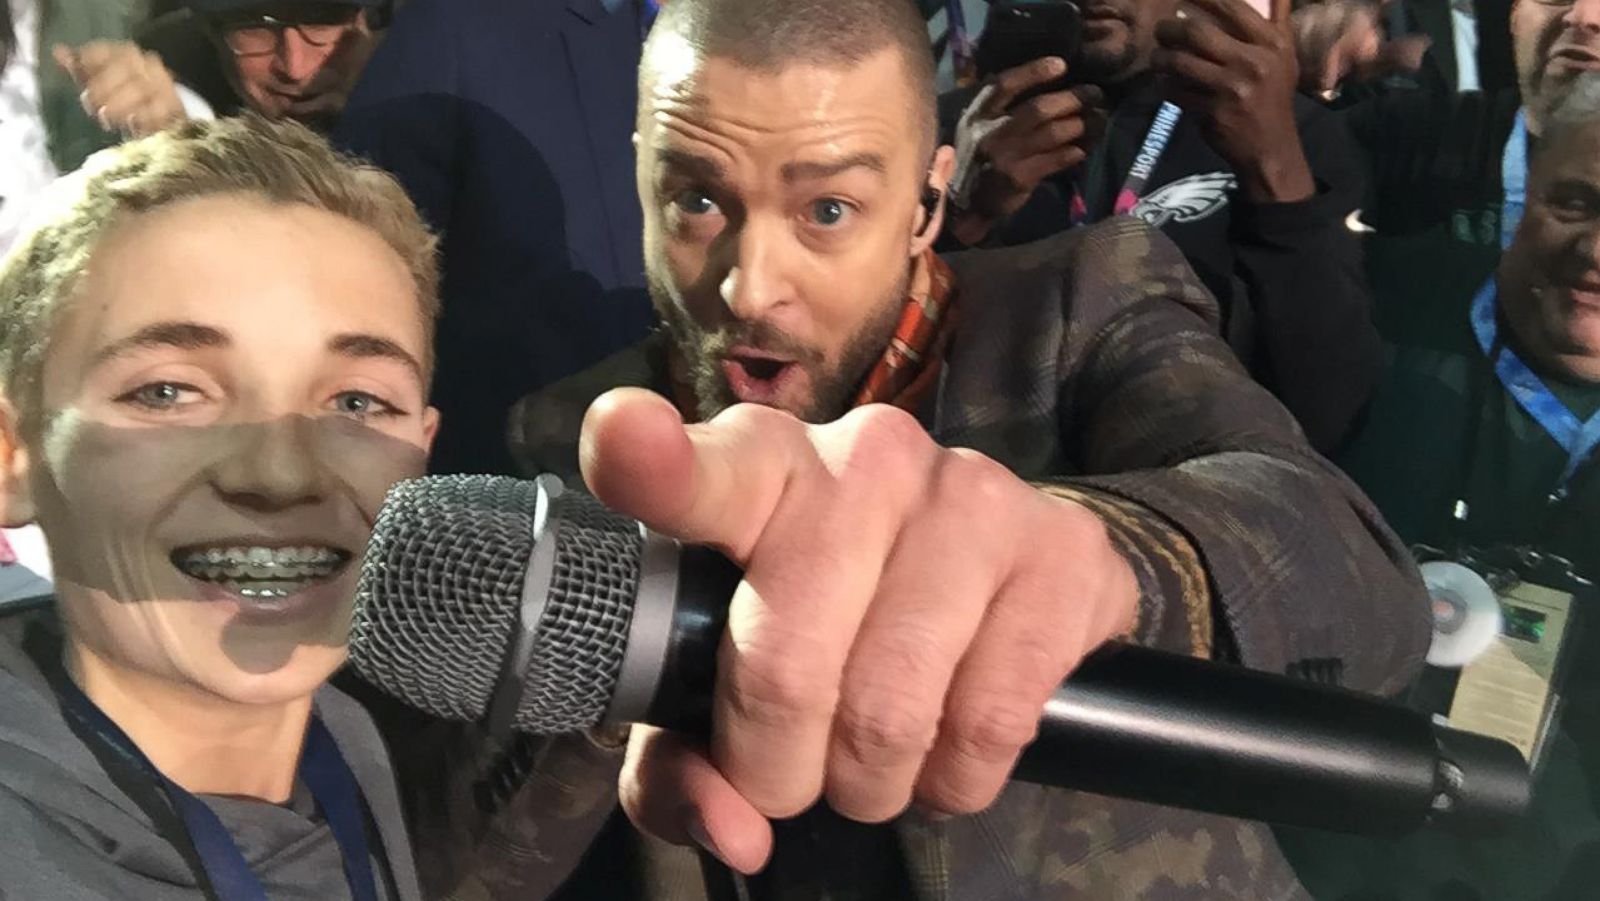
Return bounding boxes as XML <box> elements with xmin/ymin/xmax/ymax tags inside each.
<box><xmin>57</xmin><ymin>677</ymin><xmax>380</xmax><ymax>901</ymax></box>
<box><xmin>1069</xmin><ymin>101</ymin><xmax>1184</xmax><ymax>225</ymax></box>
<box><xmin>1497</xmin><ymin>109</ymin><xmax>1523</xmax><ymax>249</ymax></box>
<box><xmin>1470</xmin><ymin>279</ymin><xmax>1600</xmax><ymax>499</ymax></box>
<box><xmin>945</xmin><ymin>0</ymin><xmax>978</xmax><ymax>87</ymax></box>
<box><xmin>1501</xmin><ymin>109</ymin><xmax>1528</xmax><ymax>249</ymax></box>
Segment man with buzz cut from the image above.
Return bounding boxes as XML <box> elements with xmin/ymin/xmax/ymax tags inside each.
<box><xmin>429</xmin><ymin>0</ymin><xmax>1434</xmax><ymax>898</ymax></box>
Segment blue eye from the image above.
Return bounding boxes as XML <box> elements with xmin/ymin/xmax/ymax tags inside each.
<box><xmin>331</xmin><ymin>391</ymin><xmax>399</xmax><ymax>419</ymax></box>
<box><xmin>674</xmin><ymin>190</ymin><xmax>719</xmax><ymax>216</ymax></box>
<box><xmin>118</xmin><ymin>381</ymin><xmax>201</xmax><ymax>410</ymax></box>
<box><xmin>811</xmin><ymin>198</ymin><xmax>849</xmax><ymax>226</ymax></box>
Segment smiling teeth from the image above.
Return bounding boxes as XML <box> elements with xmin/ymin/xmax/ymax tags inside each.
<box><xmin>175</xmin><ymin>546</ymin><xmax>347</xmax><ymax>583</ymax></box>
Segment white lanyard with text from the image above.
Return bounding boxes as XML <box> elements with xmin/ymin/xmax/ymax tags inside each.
<box><xmin>1069</xmin><ymin>101</ymin><xmax>1183</xmax><ymax>225</ymax></box>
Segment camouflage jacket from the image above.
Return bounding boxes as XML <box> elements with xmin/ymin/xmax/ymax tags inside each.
<box><xmin>400</xmin><ymin>217</ymin><xmax>1431</xmax><ymax>901</ymax></box>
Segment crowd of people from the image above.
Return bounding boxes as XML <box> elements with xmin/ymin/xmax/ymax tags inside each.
<box><xmin>0</xmin><ymin>0</ymin><xmax>1592</xmax><ymax>899</ymax></box>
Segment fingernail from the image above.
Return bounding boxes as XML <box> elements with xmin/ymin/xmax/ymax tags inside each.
<box><xmin>685</xmin><ymin>812</ymin><xmax>730</xmax><ymax>867</ymax></box>
<box><xmin>1048</xmin><ymin>57</ymin><xmax>1068</xmax><ymax>74</ymax></box>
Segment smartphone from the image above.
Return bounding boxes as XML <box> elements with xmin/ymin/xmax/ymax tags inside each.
<box><xmin>975</xmin><ymin>1</ymin><xmax>1084</xmax><ymax>99</ymax></box>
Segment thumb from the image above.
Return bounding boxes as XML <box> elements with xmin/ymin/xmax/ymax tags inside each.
<box><xmin>578</xmin><ymin>388</ymin><xmax>801</xmax><ymax>564</ymax></box>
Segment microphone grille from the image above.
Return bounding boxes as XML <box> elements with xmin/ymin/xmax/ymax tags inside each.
<box><xmin>350</xmin><ymin>474</ymin><xmax>649</xmax><ymax>735</ymax></box>
<box><xmin>514</xmin><ymin>487</ymin><xmax>642</xmax><ymax>733</ymax></box>
<box><xmin>349</xmin><ymin>475</ymin><xmax>542</xmax><ymax>724</ymax></box>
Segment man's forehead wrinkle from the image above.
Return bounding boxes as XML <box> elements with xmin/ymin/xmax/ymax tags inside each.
<box><xmin>650</xmin><ymin>101</ymin><xmax>904</xmax><ymax>169</ymax></box>
<box><xmin>645</xmin><ymin>54</ymin><xmax>911</xmax><ymax>145</ymax></box>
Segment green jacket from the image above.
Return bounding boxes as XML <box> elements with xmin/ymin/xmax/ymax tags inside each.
<box><xmin>37</xmin><ymin>0</ymin><xmax>146</xmax><ymax>174</ymax></box>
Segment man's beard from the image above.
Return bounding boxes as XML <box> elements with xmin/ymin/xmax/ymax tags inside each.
<box><xmin>648</xmin><ymin>269</ymin><xmax>910</xmax><ymax>424</ymax></box>
<box><xmin>1076</xmin><ymin>40</ymin><xmax>1142</xmax><ymax>86</ymax></box>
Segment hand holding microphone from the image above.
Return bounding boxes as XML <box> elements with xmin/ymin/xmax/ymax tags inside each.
<box><xmin>351</xmin><ymin>389</ymin><xmax>1530</xmax><ymax>878</ymax></box>
<box><xmin>579</xmin><ymin>388</ymin><xmax>1139</xmax><ymax>872</ymax></box>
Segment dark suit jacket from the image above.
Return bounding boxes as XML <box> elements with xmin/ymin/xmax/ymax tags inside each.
<box><xmin>490</xmin><ymin>219</ymin><xmax>1431</xmax><ymax>901</ymax></box>
<box><xmin>1400</xmin><ymin>0</ymin><xmax>1515</xmax><ymax>96</ymax></box>
<box><xmin>336</xmin><ymin>0</ymin><xmax>656</xmax><ymax>476</ymax></box>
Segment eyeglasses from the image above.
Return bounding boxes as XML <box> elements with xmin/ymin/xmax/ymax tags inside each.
<box><xmin>214</xmin><ymin>12</ymin><xmax>362</xmax><ymax>58</ymax></box>
<box><xmin>1529</xmin><ymin>0</ymin><xmax>1582</xmax><ymax>7</ymax></box>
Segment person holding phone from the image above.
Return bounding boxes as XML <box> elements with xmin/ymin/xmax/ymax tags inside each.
<box><xmin>942</xmin><ymin>0</ymin><xmax>1380</xmax><ymax>455</ymax></box>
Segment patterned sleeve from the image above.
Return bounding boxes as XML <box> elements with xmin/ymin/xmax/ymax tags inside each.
<box><xmin>1033</xmin><ymin>483</ymin><xmax>1213</xmax><ymax>659</ymax></box>
<box><xmin>1050</xmin><ymin>219</ymin><xmax>1429</xmax><ymax>695</ymax></box>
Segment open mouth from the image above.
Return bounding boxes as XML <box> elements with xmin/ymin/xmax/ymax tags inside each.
<box><xmin>171</xmin><ymin>544</ymin><xmax>351</xmax><ymax>600</ymax></box>
<box><xmin>720</xmin><ymin>348</ymin><xmax>802</xmax><ymax>405</ymax></box>
<box><xmin>734</xmin><ymin>356</ymin><xmax>787</xmax><ymax>380</ymax></box>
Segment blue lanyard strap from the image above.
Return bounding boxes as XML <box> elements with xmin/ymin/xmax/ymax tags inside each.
<box><xmin>1501</xmin><ymin>108</ymin><xmax>1528</xmax><ymax>249</ymax></box>
<box><xmin>1471</xmin><ymin>279</ymin><xmax>1600</xmax><ymax>496</ymax></box>
<box><xmin>58</xmin><ymin>678</ymin><xmax>379</xmax><ymax>901</ymax></box>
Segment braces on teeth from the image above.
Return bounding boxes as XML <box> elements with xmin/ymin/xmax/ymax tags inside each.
<box><xmin>175</xmin><ymin>546</ymin><xmax>348</xmax><ymax>594</ymax></box>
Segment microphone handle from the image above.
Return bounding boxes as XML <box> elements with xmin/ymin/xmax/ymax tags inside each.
<box><xmin>638</xmin><ymin>548</ymin><xmax>1528</xmax><ymax>836</ymax></box>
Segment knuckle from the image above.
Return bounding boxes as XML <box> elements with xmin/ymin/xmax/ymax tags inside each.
<box><xmin>717</xmin><ymin>402</ymin><xmax>811</xmax><ymax>458</ymax></box>
<box><xmin>716</xmin><ymin>398</ymin><xmax>787</xmax><ymax>431</ymax></box>
<box><xmin>945</xmin><ymin>700</ymin><xmax>1042</xmax><ymax>766</ymax></box>
<box><xmin>833</xmin><ymin>404</ymin><xmax>934</xmax><ymax>480</ymax></box>
<box><xmin>941</xmin><ymin>448</ymin><xmax>1019</xmax><ymax>512</ymax></box>
<box><xmin>835</xmin><ymin>692</ymin><xmax>939</xmax><ymax>768</ymax></box>
<box><xmin>726</xmin><ymin>635</ymin><xmax>838</xmax><ymax>726</ymax></box>
<box><xmin>1046</xmin><ymin>117</ymin><xmax>1085</xmax><ymax>146</ymax></box>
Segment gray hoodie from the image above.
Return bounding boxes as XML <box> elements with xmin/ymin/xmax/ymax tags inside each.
<box><xmin>0</xmin><ymin>604</ymin><xmax>423</xmax><ymax>901</ymax></box>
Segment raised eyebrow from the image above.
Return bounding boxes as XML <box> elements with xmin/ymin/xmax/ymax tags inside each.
<box><xmin>327</xmin><ymin>333</ymin><xmax>425</xmax><ymax>382</ymax></box>
<box><xmin>781</xmin><ymin>153</ymin><xmax>888</xmax><ymax>183</ymax></box>
<box><xmin>90</xmin><ymin>322</ymin><xmax>228</xmax><ymax>368</ymax></box>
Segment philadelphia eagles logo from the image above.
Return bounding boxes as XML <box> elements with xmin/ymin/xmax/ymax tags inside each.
<box><xmin>1132</xmin><ymin>172</ymin><xmax>1237</xmax><ymax>228</ymax></box>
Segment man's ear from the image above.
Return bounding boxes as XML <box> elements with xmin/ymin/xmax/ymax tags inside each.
<box><xmin>0</xmin><ymin>398</ymin><xmax>36</xmax><ymax>528</ymax></box>
<box><xmin>910</xmin><ymin>144</ymin><xmax>958</xmax><ymax>257</ymax></box>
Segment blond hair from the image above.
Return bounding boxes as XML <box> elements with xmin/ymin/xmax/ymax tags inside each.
<box><xmin>0</xmin><ymin>115</ymin><xmax>439</xmax><ymax>423</ymax></box>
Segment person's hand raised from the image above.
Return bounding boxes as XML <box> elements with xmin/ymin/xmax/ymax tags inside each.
<box><xmin>949</xmin><ymin>57</ymin><xmax>1103</xmax><ymax>246</ymax></box>
<box><xmin>580</xmin><ymin>389</ymin><xmax>1138</xmax><ymax>872</ymax></box>
<box><xmin>1152</xmin><ymin>0</ymin><xmax>1316</xmax><ymax>203</ymax></box>
<box><xmin>1292</xmin><ymin>0</ymin><xmax>1430</xmax><ymax>97</ymax></box>
<box><xmin>54</xmin><ymin>42</ymin><xmax>187</xmax><ymax>138</ymax></box>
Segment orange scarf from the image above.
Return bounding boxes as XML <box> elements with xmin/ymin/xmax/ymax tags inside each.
<box><xmin>852</xmin><ymin>250</ymin><xmax>960</xmax><ymax>413</ymax></box>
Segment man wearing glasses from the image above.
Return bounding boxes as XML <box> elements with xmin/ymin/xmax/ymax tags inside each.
<box><xmin>166</xmin><ymin>0</ymin><xmax>383</xmax><ymax>129</ymax></box>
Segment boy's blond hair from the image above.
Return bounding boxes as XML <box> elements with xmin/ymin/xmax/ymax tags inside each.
<box><xmin>0</xmin><ymin>115</ymin><xmax>440</xmax><ymax>424</ymax></box>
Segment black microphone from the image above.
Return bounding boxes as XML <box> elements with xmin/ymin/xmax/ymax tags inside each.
<box><xmin>347</xmin><ymin>474</ymin><xmax>1530</xmax><ymax>836</ymax></box>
